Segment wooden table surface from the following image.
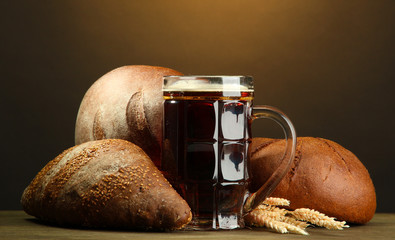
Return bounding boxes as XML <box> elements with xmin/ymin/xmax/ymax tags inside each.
<box><xmin>0</xmin><ymin>211</ymin><xmax>394</xmax><ymax>240</ymax></box>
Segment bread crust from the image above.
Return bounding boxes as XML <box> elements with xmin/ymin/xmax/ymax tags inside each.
<box><xmin>249</xmin><ymin>137</ymin><xmax>376</xmax><ymax>224</ymax></box>
<box><xmin>75</xmin><ymin>65</ymin><xmax>183</xmax><ymax>166</ymax></box>
<box><xmin>21</xmin><ymin>139</ymin><xmax>192</xmax><ymax>230</ymax></box>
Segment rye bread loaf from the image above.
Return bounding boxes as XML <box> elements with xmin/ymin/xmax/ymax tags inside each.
<box><xmin>75</xmin><ymin>65</ymin><xmax>182</xmax><ymax>167</ymax></box>
<box><xmin>21</xmin><ymin>139</ymin><xmax>192</xmax><ymax>230</ymax></box>
<box><xmin>249</xmin><ymin>137</ymin><xmax>376</xmax><ymax>224</ymax></box>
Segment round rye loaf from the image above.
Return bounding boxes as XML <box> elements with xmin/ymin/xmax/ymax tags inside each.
<box><xmin>21</xmin><ymin>139</ymin><xmax>192</xmax><ymax>230</ymax></box>
<box><xmin>75</xmin><ymin>65</ymin><xmax>183</xmax><ymax>167</ymax></box>
<box><xmin>249</xmin><ymin>137</ymin><xmax>376</xmax><ymax>224</ymax></box>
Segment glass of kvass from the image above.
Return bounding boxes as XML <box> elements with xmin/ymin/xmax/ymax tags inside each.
<box><xmin>162</xmin><ymin>76</ymin><xmax>296</xmax><ymax>230</ymax></box>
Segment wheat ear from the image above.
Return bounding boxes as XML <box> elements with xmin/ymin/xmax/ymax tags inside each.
<box><xmin>262</xmin><ymin>197</ymin><xmax>290</xmax><ymax>206</ymax></box>
<box><xmin>244</xmin><ymin>198</ymin><xmax>349</xmax><ymax>235</ymax></box>
<box><xmin>245</xmin><ymin>211</ymin><xmax>309</xmax><ymax>235</ymax></box>
<box><xmin>291</xmin><ymin>208</ymin><xmax>349</xmax><ymax>230</ymax></box>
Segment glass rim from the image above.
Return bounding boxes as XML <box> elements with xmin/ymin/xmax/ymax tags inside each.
<box><xmin>163</xmin><ymin>75</ymin><xmax>254</xmax><ymax>93</ymax></box>
<box><xmin>163</xmin><ymin>75</ymin><xmax>253</xmax><ymax>82</ymax></box>
<box><xmin>163</xmin><ymin>75</ymin><xmax>253</xmax><ymax>78</ymax></box>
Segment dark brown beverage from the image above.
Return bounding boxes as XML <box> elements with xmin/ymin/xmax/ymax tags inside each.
<box><xmin>162</xmin><ymin>76</ymin><xmax>297</xmax><ymax>230</ymax></box>
<box><xmin>162</xmin><ymin>90</ymin><xmax>254</xmax><ymax>229</ymax></box>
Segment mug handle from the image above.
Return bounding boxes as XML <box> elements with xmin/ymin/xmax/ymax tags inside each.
<box><xmin>243</xmin><ymin>105</ymin><xmax>297</xmax><ymax>213</ymax></box>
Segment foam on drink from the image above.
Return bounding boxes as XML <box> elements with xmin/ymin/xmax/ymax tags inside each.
<box><xmin>164</xmin><ymin>79</ymin><xmax>253</xmax><ymax>92</ymax></box>
<box><xmin>163</xmin><ymin>79</ymin><xmax>254</xmax><ymax>100</ymax></box>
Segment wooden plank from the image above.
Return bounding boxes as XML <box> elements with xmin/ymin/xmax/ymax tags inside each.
<box><xmin>1</xmin><ymin>211</ymin><xmax>394</xmax><ymax>240</ymax></box>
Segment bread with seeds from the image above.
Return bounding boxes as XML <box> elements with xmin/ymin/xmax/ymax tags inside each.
<box><xmin>21</xmin><ymin>139</ymin><xmax>192</xmax><ymax>230</ymax></box>
<box><xmin>249</xmin><ymin>137</ymin><xmax>376</xmax><ymax>224</ymax></box>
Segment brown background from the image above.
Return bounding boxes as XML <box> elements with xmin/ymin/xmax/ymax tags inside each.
<box><xmin>1</xmin><ymin>0</ymin><xmax>394</xmax><ymax>212</ymax></box>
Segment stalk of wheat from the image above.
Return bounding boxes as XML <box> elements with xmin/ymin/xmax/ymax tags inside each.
<box><xmin>244</xmin><ymin>197</ymin><xmax>349</xmax><ymax>235</ymax></box>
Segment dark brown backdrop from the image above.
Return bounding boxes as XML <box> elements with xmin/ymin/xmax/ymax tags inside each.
<box><xmin>1</xmin><ymin>0</ymin><xmax>394</xmax><ymax>212</ymax></box>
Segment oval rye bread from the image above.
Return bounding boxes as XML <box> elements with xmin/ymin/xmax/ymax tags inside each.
<box><xmin>21</xmin><ymin>139</ymin><xmax>192</xmax><ymax>230</ymax></box>
<box><xmin>249</xmin><ymin>137</ymin><xmax>376</xmax><ymax>224</ymax></box>
<box><xmin>75</xmin><ymin>65</ymin><xmax>183</xmax><ymax>167</ymax></box>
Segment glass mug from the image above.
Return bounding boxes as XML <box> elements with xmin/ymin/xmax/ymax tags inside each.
<box><xmin>161</xmin><ymin>76</ymin><xmax>296</xmax><ymax>230</ymax></box>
